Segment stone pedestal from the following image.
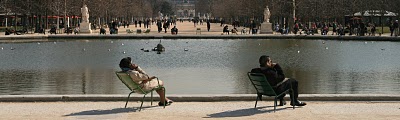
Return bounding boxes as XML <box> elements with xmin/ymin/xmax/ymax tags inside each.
<box><xmin>80</xmin><ymin>22</ymin><xmax>92</xmax><ymax>33</ymax></box>
<box><xmin>260</xmin><ymin>22</ymin><xmax>273</xmax><ymax>34</ymax></box>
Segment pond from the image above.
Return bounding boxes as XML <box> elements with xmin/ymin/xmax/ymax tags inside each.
<box><xmin>0</xmin><ymin>39</ymin><xmax>399</xmax><ymax>95</ymax></box>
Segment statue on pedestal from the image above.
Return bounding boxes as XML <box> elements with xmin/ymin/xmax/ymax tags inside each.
<box><xmin>79</xmin><ymin>2</ymin><xmax>92</xmax><ymax>33</ymax></box>
<box><xmin>81</xmin><ymin>4</ymin><xmax>89</xmax><ymax>23</ymax></box>
<box><xmin>264</xmin><ymin>6</ymin><xmax>270</xmax><ymax>23</ymax></box>
<box><xmin>260</xmin><ymin>6</ymin><xmax>273</xmax><ymax>34</ymax></box>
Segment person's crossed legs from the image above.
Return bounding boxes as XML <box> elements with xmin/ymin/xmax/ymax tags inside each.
<box><xmin>276</xmin><ymin>78</ymin><xmax>306</xmax><ymax>106</ymax></box>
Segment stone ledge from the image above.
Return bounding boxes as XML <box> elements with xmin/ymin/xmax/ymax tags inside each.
<box><xmin>0</xmin><ymin>94</ymin><xmax>399</xmax><ymax>102</ymax></box>
<box><xmin>1</xmin><ymin>34</ymin><xmax>400</xmax><ymax>41</ymax></box>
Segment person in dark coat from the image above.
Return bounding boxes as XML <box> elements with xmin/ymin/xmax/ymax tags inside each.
<box><xmin>394</xmin><ymin>20</ymin><xmax>399</xmax><ymax>36</ymax></box>
<box><xmin>207</xmin><ymin>20</ymin><xmax>211</xmax><ymax>32</ymax></box>
<box><xmin>5</xmin><ymin>28</ymin><xmax>11</xmax><ymax>35</ymax></box>
<box><xmin>171</xmin><ymin>26</ymin><xmax>178</xmax><ymax>35</ymax></box>
<box><xmin>251</xmin><ymin>55</ymin><xmax>307</xmax><ymax>106</ymax></box>
<box><xmin>163</xmin><ymin>22</ymin><xmax>168</xmax><ymax>33</ymax></box>
<box><xmin>134</xmin><ymin>20</ymin><xmax>138</xmax><ymax>27</ymax></box>
<box><xmin>223</xmin><ymin>25</ymin><xmax>229</xmax><ymax>35</ymax></box>
<box><xmin>390</xmin><ymin>22</ymin><xmax>395</xmax><ymax>36</ymax></box>
<box><xmin>157</xmin><ymin>20</ymin><xmax>162</xmax><ymax>33</ymax></box>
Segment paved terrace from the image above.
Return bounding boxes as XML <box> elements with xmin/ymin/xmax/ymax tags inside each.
<box><xmin>1</xmin><ymin>21</ymin><xmax>400</xmax><ymax>41</ymax></box>
<box><xmin>0</xmin><ymin>101</ymin><xmax>399</xmax><ymax>120</ymax></box>
<box><xmin>0</xmin><ymin>94</ymin><xmax>399</xmax><ymax>119</ymax></box>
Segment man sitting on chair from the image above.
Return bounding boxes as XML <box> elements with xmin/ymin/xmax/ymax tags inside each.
<box><xmin>171</xmin><ymin>26</ymin><xmax>178</xmax><ymax>35</ymax></box>
<box><xmin>241</xmin><ymin>28</ymin><xmax>247</xmax><ymax>34</ymax></box>
<box><xmin>251</xmin><ymin>55</ymin><xmax>306</xmax><ymax>106</ymax></box>
<box><xmin>223</xmin><ymin>25</ymin><xmax>230</xmax><ymax>35</ymax></box>
<box><xmin>231</xmin><ymin>27</ymin><xmax>238</xmax><ymax>35</ymax></box>
<box><xmin>119</xmin><ymin>57</ymin><xmax>174</xmax><ymax>106</ymax></box>
<box><xmin>100</xmin><ymin>27</ymin><xmax>106</xmax><ymax>34</ymax></box>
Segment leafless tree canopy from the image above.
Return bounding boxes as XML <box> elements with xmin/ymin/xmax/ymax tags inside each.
<box><xmin>2</xmin><ymin>0</ymin><xmax>400</xmax><ymax>24</ymax></box>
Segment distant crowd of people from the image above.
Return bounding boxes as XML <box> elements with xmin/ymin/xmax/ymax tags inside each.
<box><xmin>4</xmin><ymin>17</ymin><xmax>400</xmax><ymax>37</ymax></box>
<box><xmin>273</xmin><ymin>20</ymin><xmax>400</xmax><ymax>37</ymax></box>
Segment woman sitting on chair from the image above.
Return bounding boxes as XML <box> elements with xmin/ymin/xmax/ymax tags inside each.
<box><xmin>119</xmin><ymin>57</ymin><xmax>173</xmax><ymax>106</ymax></box>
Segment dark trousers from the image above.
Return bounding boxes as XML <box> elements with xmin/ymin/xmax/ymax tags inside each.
<box><xmin>275</xmin><ymin>78</ymin><xmax>299</xmax><ymax>102</ymax></box>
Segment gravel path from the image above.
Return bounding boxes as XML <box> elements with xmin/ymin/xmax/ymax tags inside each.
<box><xmin>0</xmin><ymin>101</ymin><xmax>399</xmax><ymax>120</ymax></box>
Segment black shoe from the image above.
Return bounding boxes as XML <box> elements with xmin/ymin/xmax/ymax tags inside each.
<box><xmin>278</xmin><ymin>99</ymin><xmax>286</xmax><ymax>106</ymax></box>
<box><xmin>290</xmin><ymin>100</ymin><xmax>307</xmax><ymax>106</ymax></box>
<box><xmin>158</xmin><ymin>101</ymin><xmax>171</xmax><ymax>106</ymax></box>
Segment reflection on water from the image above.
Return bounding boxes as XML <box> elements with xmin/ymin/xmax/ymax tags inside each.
<box><xmin>0</xmin><ymin>39</ymin><xmax>400</xmax><ymax>95</ymax></box>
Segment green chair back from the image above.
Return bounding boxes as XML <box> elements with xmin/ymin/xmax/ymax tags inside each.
<box><xmin>115</xmin><ymin>71</ymin><xmax>146</xmax><ymax>94</ymax></box>
<box><xmin>247</xmin><ymin>72</ymin><xmax>277</xmax><ymax>96</ymax></box>
<box><xmin>115</xmin><ymin>71</ymin><xmax>166</xmax><ymax>111</ymax></box>
<box><xmin>144</xmin><ymin>29</ymin><xmax>150</xmax><ymax>33</ymax></box>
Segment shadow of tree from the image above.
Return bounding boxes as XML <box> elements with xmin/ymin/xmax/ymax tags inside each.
<box><xmin>64</xmin><ymin>106</ymin><xmax>155</xmax><ymax>116</ymax></box>
<box><xmin>204</xmin><ymin>106</ymin><xmax>287</xmax><ymax>118</ymax></box>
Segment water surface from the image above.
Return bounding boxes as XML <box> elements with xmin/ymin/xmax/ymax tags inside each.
<box><xmin>0</xmin><ymin>39</ymin><xmax>399</xmax><ymax>95</ymax></box>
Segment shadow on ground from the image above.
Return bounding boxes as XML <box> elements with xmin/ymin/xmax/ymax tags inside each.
<box><xmin>204</xmin><ymin>106</ymin><xmax>287</xmax><ymax>118</ymax></box>
<box><xmin>63</xmin><ymin>106</ymin><xmax>155</xmax><ymax>116</ymax></box>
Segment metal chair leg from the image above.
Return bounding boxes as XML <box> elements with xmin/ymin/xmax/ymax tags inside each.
<box><xmin>139</xmin><ymin>94</ymin><xmax>146</xmax><ymax>111</ymax></box>
<box><xmin>163</xmin><ymin>87</ymin><xmax>166</xmax><ymax>109</ymax></box>
<box><xmin>255</xmin><ymin>96</ymin><xmax>258</xmax><ymax>108</ymax></box>
<box><xmin>125</xmin><ymin>91</ymin><xmax>134</xmax><ymax>108</ymax></box>
<box><xmin>274</xmin><ymin>97</ymin><xmax>277</xmax><ymax>112</ymax></box>
<box><xmin>151</xmin><ymin>91</ymin><xmax>153</xmax><ymax>106</ymax></box>
<box><xmin>255</xmin><ymin>94</ymin><xmax>261</xmax><ymax>108</ymax></box>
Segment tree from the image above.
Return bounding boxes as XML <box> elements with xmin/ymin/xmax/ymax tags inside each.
<box><xmin>2</xmin><ymin>0</ymin><xmax>400</xmax><ymax>29</ymax></box>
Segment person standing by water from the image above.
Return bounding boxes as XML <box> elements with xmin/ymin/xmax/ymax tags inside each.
<box><xmin>249</xmin><ymin>20</ymin><xmax>259</xmax><ymax>34</ymax></box>
<box><xmin>390</xmin><ymin>21</ymin><xmax>395</xmax><ymax>36</ymax></box>
<box><xmin>207</xmin><ymin>20</ymin><xmax>211</xmax><ymax>32</ymax></box>
<box><xmin>163</xmin><ymin>21</ymin><xmax>168</xmax><ymax>33</ymax></box>
<box><xmin>394</xmin><ymin>20</ymin><xmax>399</xmax><ymax>36</ymax></box>
<box><xmin>134</xmin><ymin>20</ymin><xmax>138</xmax><ymax>28</ymax></box>
<box><xmin>251</xmin><ymin>55</ymin><xmax>307</xmax><ymax>107</ymax></box>
<box><xmin>157</xmin><ymin>20</ymin><xmax>162</xmax><ymax>33</ymax></box>
<box><xmin>119</xmin><ymin>57</ymin><xmax>173</xmax><ymax>106</ymax></box>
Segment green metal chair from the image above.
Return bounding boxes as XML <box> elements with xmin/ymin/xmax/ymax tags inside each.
<box><xmin>126</xmin><ymin>29</ymin><xmax>133</xmax><ymax>34</ymax></box>
<box><xmin>143</xmin><ymin>29</ymin><xmax>151</xmax><ymax>34</ymax></box>
<box><xmin>115</xmin><ymin>71</ymin><xmax>166</xmax><ymax>111</ymax></box>
<box><xmin>247</xmin><ymin>72</ymin><xmax>295</xmax><ymax>112</ymax></box>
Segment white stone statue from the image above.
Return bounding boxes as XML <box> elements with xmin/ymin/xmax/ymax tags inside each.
<box><xmin>264</xmin><ymin>6</ymin><xmax>270</xmax><ymax>23</ymax></box>
<box><xmin>81</xmin><ymin>4</ymin><xmax>89</xmax><ymax>23</ymax></box>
